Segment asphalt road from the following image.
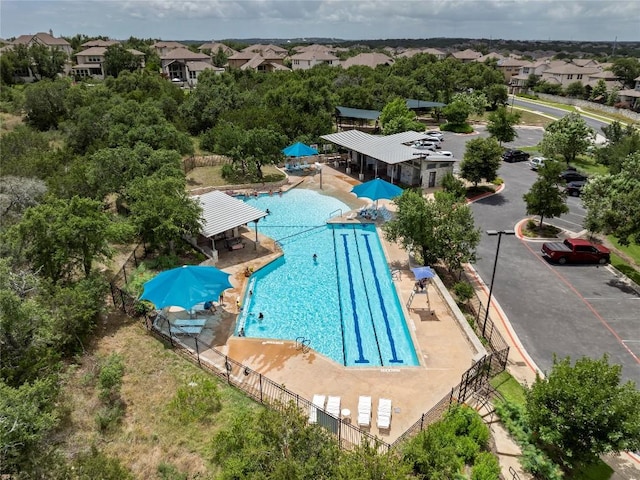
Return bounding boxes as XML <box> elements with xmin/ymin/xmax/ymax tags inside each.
<box><xmin>438</xmin><ymin>124</ymin><xmax>640</xmax><ymax>385</ymax></box>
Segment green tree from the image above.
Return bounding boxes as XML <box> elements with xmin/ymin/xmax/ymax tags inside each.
<box><xmin>582</xmin><ymin>153</ymin><xmax>640</xmax><ymax>245</ymax></box>
<box><xmin>565</xmin><ymin>81</ymin><xmax>586</xmax><ymax>98</ymax></box>
<box><xmin>527</xmin><ymin>355</ymin><xmax>640</xmax><ymax>468</ymax></box>
<box><xmin>441</xmin><ymin>172</ymin><xmax>467</xmax><ymax>201</ymax></box>
<box><xmin>28</xmin><ymin>43</ymin><xmax>67</xmax><ymax>80</ymax></box>
<box><xmin>212</xmin><ymin>46</ymin><xmax>229</xmax><ymax>67</ymax></box>
<box><xmin>483</xmin><ymin>84</ymin><xmax>508</xmax><ymax>111</ymax></box>
<box><xmin>0</xmin><ymin>176</ymin><xmax>47</xmax><ymax>223</ymax></box>
<box><xmin>486</xmin><ymin>106</ymin><xmax>521</xmax><ymax>145</ymax></box>
<box><xmin>126</xmin><ymin>173</ymin><xmax>202</xmax><ymax>254</ymax></box>
<box><xmin>525</xmin><ymin>74</ymin><xmax>540</xmax><ymax>90</ymax></box>
<box><xmin>383</xmin><ymin>190</ymin><xmax>480</xmax><ymax>270</ymax></box>
<box><xmin>103</xmin><ymin>44</ymin><xmax>143</xmax><ymax>78</ymax></box>
<box><xmin>12</xmin><ymin>197</ymin><xmax>113</xmax><ymax>282</ymax></box>
<box><xmin>539</xmin><ymin>112</ymin><xmax>594</xmax><ymax>165</ymax></box>
<box><xmin>589</xmin><ymin>79</ymin><xmax>608</xmax><ymax>102</ymax></box>
<box><xmin>23</xmin><ymin>79</ymin><xmax>70</xmax><ymax>130</ymax></box>
<box><xmin>379</xmin><ymin>97</ymin><xmax>423</xmax><ymax>135</ymax></box>
<box><xmin>523</xmin><ymin>160</ymin><xmax>568</xmax><ymax>228</ymax></box>
<box><xmin>442</xmin><ymin>99</ymin><xmax>471</xmax><ymax>126</ymax></box>
<box><xmin>610</xmin><ymin>57</ymin><xmax>640</xmax><ymax>89</ymax></box>
<box><xmin>595</xmin><ymin>121</ymin><xmax>640</xmax><ymax>173</ymax></box>
<box><xmin>459</xmin><ymin>137</ymin><xmax>503</xmax><ymax>187</ymax></box>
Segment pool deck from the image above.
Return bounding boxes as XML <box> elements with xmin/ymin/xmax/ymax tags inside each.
<box><xmin>185</xmin><ymin>165</ymin><xmax>483</xmax><ymax>443</ymax></box>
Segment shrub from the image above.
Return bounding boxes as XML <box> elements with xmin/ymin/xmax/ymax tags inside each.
<box><xmin>72</xmin><ymin>446</ymin><xmax>134</xmax><ymax>479</ymax></box>
<box><xmin>95</xmin><ymin>401</ymin><xmax>125</xmax><ymax>432</ymax></box>
<box><xmin>441</xmin><ymin>123</ymin><xmax>475</xmax><ymax>133</ymax></box>
<box><xmin>98</xmin><ymin>353</ymin><xmax>125</xmax><ymax>403</ymax></box>
<box><xmin>491</xmin><ymin>177</ymin><xmax>504</xmax><ymax>185</ymax></box>
<box><xmin>168</xmin><ymin>376</ymin><xmax>222</xmax><ymax>423</ymax></box>
<box><xmin>453</xmin><ymin>281</ymin><xmax>475</xmax><ymax>304</ymax></box>
<box><xmin>441</xmin><ymin>172</ymin><xmax>467</xmax><ymax>200</ymax></box>
<box><xmin>220</xmin><ymin>163</ymin><xmax>235</xmax><ymax>180</ymax></box>
<box><xmin>471</xmin><ymin>452</ymin><xmax>501</xmax><ymax>480</ymax></box>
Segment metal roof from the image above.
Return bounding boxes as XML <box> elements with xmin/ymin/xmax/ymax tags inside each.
<box><xmin>406</xmin><ymin>99</ymin><xmax>447</xmax><ymax>109</ymax></box>
<box><xmin>197</xmin><ymin>190</ymin><xmax>267</xmax><ymax>238</ymax></box>
<box><xmin>321</xmin><ymin>130</ymin><xmax>455</xmax><ymax>165</ymax></box>
<box><xmin>335</xmin><ymin>106</ymin><xmax>381</xmax><ymax>120</ymax></box>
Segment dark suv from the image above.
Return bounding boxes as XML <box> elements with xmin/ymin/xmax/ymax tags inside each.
<box><xmin>565</xmin><ymin>180</ymin><xmax>586</xmax><ymax>196</ymax></box>
<box><xmin>502</xmin><ymin>149</ymin><xmax>530</xmax><ymax>163</ymax></box>
<box><xmin>560</xmin><ymin>170</ymin><xmax>587</xmax><ymax>183</ymax></box>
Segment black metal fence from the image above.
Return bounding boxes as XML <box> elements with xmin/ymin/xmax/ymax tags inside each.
<box><xmin>111</xmin><ymin>255</ymin><xmax>510</xmax><ymax>453</ymax></box>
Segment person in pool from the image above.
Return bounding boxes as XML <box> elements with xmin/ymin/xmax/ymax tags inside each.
<box><xmin>313</xmin><ymin>253</ymin><xmax>318</xmax><ymax>262</ymax></box>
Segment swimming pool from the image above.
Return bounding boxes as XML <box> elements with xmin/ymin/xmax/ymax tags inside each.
<box><xmin>238</xmin><ymin>189</ymin><xmax>418</xmax><ymax>367</ymax></box>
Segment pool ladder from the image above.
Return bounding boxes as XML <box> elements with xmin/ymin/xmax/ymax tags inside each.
<box><xmin>295</xmin><ymin>336</ymin><xmax>311</xmax><ymax>353</ymax></box>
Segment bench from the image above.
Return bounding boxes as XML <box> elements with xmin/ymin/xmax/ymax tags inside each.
<box><xmin>172</xmin><ymin>319</ymin><xmax>207</xmax><ymax>327</ymax></box>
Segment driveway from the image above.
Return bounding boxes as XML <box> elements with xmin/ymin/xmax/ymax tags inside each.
<box><xmin>438</xmin><ymin>128</ymin><xmax>640</xmax><ymax>385</ymax></box>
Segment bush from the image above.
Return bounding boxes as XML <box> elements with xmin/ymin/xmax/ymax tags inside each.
<box><xmin>220</xmin><ymin>163</ymin><xmax>235</xmax><ymax>180</ymax></box>
<box><xmin>471</xmin><ymin>452</ymin><xmax>501</xmax><ymax>480</ymax></box>
<box><xmin>98</xmin><ymin>353</ymin><xmax>125</xmax><ymax>403</ymax></box>
<box><xmin>72</xmin><ymin>445</ymin><xmax>134</xmax><ymax>479</ymax></box>
<box><xmin>95</xmin><ymin>401</ymin><xmax>125</xmax><ymax>432</ymax></box>
<box><xmin>168</xmin><ymin>376</ymin><xmax>222</xmax><ymax>424</ymax></box>
<box><xmin>442</xmin><ymin>172</ymin><xmax>467</xmax><ymax>200</ymax></box>
<box><xmin>453</xmin><ymin>281</ymin><xmax>475</xmax><ymax>304</ymax></box>
<box><xmin>441</xmin><ymin>123</ymin><xmax>475</xmax><ymax>133</ymax></box>
<box><xmin>491</xmin><ymin>177</ymin><xmax>504</xmax><ymax>185</ymax></box>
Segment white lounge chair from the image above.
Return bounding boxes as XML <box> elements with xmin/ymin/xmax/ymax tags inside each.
<box><xmin>377</xmin><ymin>398</ymin><xmax>392</xmax><ymax>431</ymax></box>
<box><xmin>309</xmin><ymin>394</ymin><xmax>326</xmax><ymax>424</ymax></box>
<box><xmin>326</xmin><ymin>396</ymin><xmax>341</xmax><ymax>418</ymax></box>
<box><xmin>357</xmin><ymin>395</ymin><xmax>372</xmax><ymax>427</ymax></box>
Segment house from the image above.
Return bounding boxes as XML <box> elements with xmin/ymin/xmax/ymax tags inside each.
<box><xmin>341</xmin><ymin>52</ymin><xmax>394</xmax><ymax>69</ymax></box>
<box><xmin>539</xmin><ymin>62</ymin><xmax>601</xmax><ymax>89</ymax></box>
<box><xmin>6</xmin><ymin>31</ymin><xmax>73</xmax><ymax>82</ymax></box>
<box><xmin>617</xmin><ymin>75</ymin><xmax>640</xmax><ymax>111</ymax></box>
<box><xmin>321</xmin><ymin>129</ymin><xmax>456</xmax><ymax>189</ymax></box>
<box><xmin>509</xmin><ymin>59</ymin><xmax>550</xmax><ymax>92</ymax></box>
<box><xmin>496</xmin><ymin>57</ymin><xmax>528</xmax><ymax>83</ymax></box>
<box><xmin>160</xmin><ymin>47</ymin><xmax>221</xmax><ymax>85</ymax></box>
<box><xmin>241</xmin><ymin>43</ymin><xmax>288</xmax><ymax>57</ymax></box>
<box><xmin>227</xmin><ymin>51</ymin><xmax>287</xmax><ymax>72</ymax></box>
<box><xmin>198</xmin><ymin>42</ymin><xmax>237</xmax><ymax>56</ymax></box>
<box><xmin>152</xmin><ymin>41</ymin><xmax>187</xmax><ymax>57</ymax></box>
<box><xmin>450</xmin><ymin>49</ymin><xmax>482</xmax><ymax>63</ymax></box>
<box><xmin>395</xmin><ymin>47</ymin><xmax>446</xmax><ymax>60</ymax></box>
<box><xmin>72</xmin><ymin>46</ymin><xmax>145</xmax><ymax>79</ymax></box>
<box><xmin>80</xmin><ymin>39</ymin><xmax>120</xmax><ymax>48</ymax></box>
<box><xmin>289</xmin><ymin>50</ymin><xmax>340</xmax><ymax>70</ymax></box>
<box><xmin>476</xmin><ymin>52</ymin><xmax>505</xmax><ymax>63</ymax></box>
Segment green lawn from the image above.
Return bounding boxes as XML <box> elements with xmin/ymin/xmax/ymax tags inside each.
<box><xmin>490</xmin><ymin>371</ymin><xmax>527</xmax><ymax>405</ymax></box>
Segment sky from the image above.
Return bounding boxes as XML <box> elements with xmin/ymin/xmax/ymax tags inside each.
<box><xmin>1</xmin><ymin>0</ymin><xmax>639</xmax><ymax>43</ymax></box>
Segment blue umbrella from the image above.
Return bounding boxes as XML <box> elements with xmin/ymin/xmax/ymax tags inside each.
<box><xmin>411</xmin><ymin>266</ymin><xmax>435</xmax><ymax>281</ymax></box>
<box><xmin>282</xmin><ymin>142</ymin><xmax>318</xmax><ymax>158</ymax></box>
<box><xmin>140</xmin><ymin>265</ymin><xmax>233</xmax><ymax>310</ymax></box>
<box><xmin>351</xmin><ymin>178</ymin><xmax>403</xmax><ymax>206</ymax></box>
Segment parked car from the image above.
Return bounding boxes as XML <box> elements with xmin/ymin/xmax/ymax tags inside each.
<box><xmin>560</xmin><ymin>170</ymin><xmax>587</xmax><ymax>182</ymax></box>
<box><xmin>428</xmin><ymin>150</ymin><xmax>453</xmax><ymax>157</ymax></box>
<box><xmin>528</xmin><ymin>157</ymin><xmax>546</xmax><ymax>170</ymax></box>
<box><xmin>502</xmin><ymin>149</ymin><xmax>530</xmax><ymax>163</ymax></box>
<box><xmin>425</xmin><ymin>130</ymin><xmax>444</xmax><ymax>139</ymax></box>
<box><xmin>422</xmin><ymin>135</ymin><xmax>443</xmax><ymax>144</ymax></box>
<box><xmin>541</xmin><ymin>238</ymin><xmax>610</xmax><ymax>265</ymax></box>
<box><xmin>565</xmin><ymin>180</ymin><xmax>586</xmax><ymax>196</ymax></box>
<box><xmin>413</xmin><ymin>140</ymin><xmax>438</xmax><ymax>151</ymax></box>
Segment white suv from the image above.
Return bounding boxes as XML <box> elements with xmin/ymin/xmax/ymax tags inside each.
<box><xmin>529</xmin><ymin>157</ymin><xmax>545</xmax><ymax>170</ymax></box>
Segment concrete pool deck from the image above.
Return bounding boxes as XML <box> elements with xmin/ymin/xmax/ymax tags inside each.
<box><xmin>190</xmin><ymin>165</ymin><xmax>483</xmax><ymax>443</ymax></box>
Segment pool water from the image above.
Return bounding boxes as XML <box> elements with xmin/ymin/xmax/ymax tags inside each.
<box><xmin>238</xmin><ymin>189</ymin><xmax>418</xmax><ymax>367</ymax></box>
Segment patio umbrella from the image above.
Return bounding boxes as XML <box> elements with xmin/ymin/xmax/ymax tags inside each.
<box><xmin>410</xmin><ymin>266</ymin><xmax>435</xmax><ymax>281</ymax></box>
<box><xmin>282</xmin><ymin>142</ymin><xmax>318</xmax><ymax>158</ymax></box>
<box><xmin>140</xmin><ymin>265</ymin><xmax>233</xmax><ymax>311</ymax></box>
<box><xmin>351</xmin><ymin>178</ymin><xmax>403</xmax><ymax>207</ymax></box>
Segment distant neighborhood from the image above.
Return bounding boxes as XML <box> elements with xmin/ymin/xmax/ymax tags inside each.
<box><xmin>1</xmin><ymin>30</ymin><xmax>639</xmax><ymax>111</ymax></box>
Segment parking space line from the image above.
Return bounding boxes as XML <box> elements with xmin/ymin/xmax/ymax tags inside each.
<box><xmin>521</xmin><ymin>239</ymin><xmax>640</xmax><ymax>365</ymax></box>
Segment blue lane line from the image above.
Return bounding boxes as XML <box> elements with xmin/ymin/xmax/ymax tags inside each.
<box><xmin>332</xmin><ymin>227</ymin><xmax>347</xmax><ymax>366</ymax></box>
<box><xmin>340</xmin><ymin>233</ymin><xmax>369</xmax><ymax>364</ymax></box>
<box><xmin>362</xmin><ymin>234</ymin><xmax>402</xmax><ymax>364</ymax></box>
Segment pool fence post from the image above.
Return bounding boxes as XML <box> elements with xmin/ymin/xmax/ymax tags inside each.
<box><xmin>195</xmin><ymin>337</ymin><xmax>200</xmax><ymax>366</ymax></box>
<box><xmin>259</xmin><ymin>374</ymin><xmax>264</xmax><ymax>403</ymax></box>
<box><xmin>167</xmin><ymin>321</ymin><xmax>174</xmax><ymax>347</ymax></box>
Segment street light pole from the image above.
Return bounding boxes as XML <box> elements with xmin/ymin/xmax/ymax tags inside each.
<box><xmin>482</xmin><ymin>229</ymin><xmax>515</xmax><ymax>337</ymax></box>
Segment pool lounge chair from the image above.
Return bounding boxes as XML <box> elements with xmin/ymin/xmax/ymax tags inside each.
<box><xmin>377</xmin><ymin>398</ymin><xmax>392</xmax><ymax>431</ymax></box>
<box><xmin>309</xmin><ymin>394</ymin><xmax>326</xmax><ymax>424</ymax></box>
<box><xmin>357</xmin><ymin>395</ymin><xmax>372</xmax><ymax>427</ymax></box>
<box><xmin>326</xmin><ymin>396</ymin><xmax>341</xmax><ymax>418</ymax></box>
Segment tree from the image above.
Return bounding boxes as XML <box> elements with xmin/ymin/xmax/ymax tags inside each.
<box><xmin>525</xmin><ymin>74</ymin><xmax>540</xmax><ymax>90</ymax></box>
<box><xmin>595</xmin><ymin>121</ymin><xmax>640</xmax><ymax>173</ymax></box>
<box><xmin>582</xmin><ymin>153</ymin><xmax>640</xmax><ymax>245</ymax></box>
<box><xmin>0</xmin><ymin>176</ymin><xmax>47</xmax><ymax>222</ymax></box>
<box><xmin>442</xmin><ymin>99</ymin><xmax>472</xmax><ymax>126</ymax></box>
<box><xmin>539</xmin><ymin>112</ymin><xmax>595</xmax><ymax>165</ymax></box>
<box><xmin>383</xmin><ymin>190</ymin><xmax>480</xmax><ymax>271</ymax></box>
<box><xmin>589</xmin><ymin>79</ymin><xmax>608</xmax><ymax>102</ymax></box>
<box><xmin>486</xmin><ymin>106</ymin><xmax>521</xmax><ymax>145</ymax></box>
<box><xmin>12</xmin><ymin>197</ymin><xmax>113</xmax><ymax>283</ymax></box>
<box><xmin>610</xmin><ymin>57</ymin><xmax>640</xmax><ymax>89</ymax></box>
<box><xmin>523</xmin><ymin>160</ymin><xmax>568</xmax><ymax>227</ymax></box>
<box><xmin>459</xmin><ymin>137</ymin><xmax>503</xmax><ymax>187</ymax></box>
<box><xmin>441</xmin><ymin>172</ymin><xmax>467</xmax><ymax>201</ymax></box>
<box><xmin>23</xmin><ymin>79</ymin><xmax>70</xmax><ymax>130</ymax></box>
<box><xmin>527</xmin><ymin>355</ymin><xmax>640</xmax><ymax>468</ymax></box>
<box><xmin>483</xmin><ymin>84</ymin><xmax>508</xmax><ymax>110</ymax></box>
<box><xmin>103</xmin><ymin>44</ymin><xmax>143</xmax><ymax>78</ymax></box>
<box><xmin>28</xmin><ymin>43</ymin><xmax>67</xmax><ymax>80</ymax></box>
<box><xmin>125</xmin><ymin>173</ymin><xmax>202</xmax><ymax>254</ymax></box>
<box><xmin>565</xmin><ymin>81</ymin><xmax>585</xmax><ymax>98</ymax></box>
<box><xmin>379</xmin><ymin>97</ymin><xmax>424</xmax><ymax>135</ymax></box>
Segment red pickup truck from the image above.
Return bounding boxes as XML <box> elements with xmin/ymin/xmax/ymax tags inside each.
<box><xmin>541</xmin><ymin>238</ymin><xmax>610</xmax><ymax>265</ymax></box>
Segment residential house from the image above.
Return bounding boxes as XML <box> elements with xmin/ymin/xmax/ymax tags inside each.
<box><xmin>539</xmin><ymin>63</ymin><xmax>601</xmax><ymax>89</ymax></box>
<box><xmin>227</xmin><ymin>50</ymin><xmax>287</xmax><ymax>72</ymax></box>
<box><xmin>160</xmin><ymin>47</ymin><xmax>222</xmax><ymax>85</ymax></box>
<box><xmin>509</xmin><ymin>58</ymin><xmax>551</xmax><ymax>93</ymax></box>
<box><xmin>289</xmin><ymin>50</ymin><xmax>340</xmax><ymax>70</ymax></box>
<box><xmin>476</xmin><ymin>52</ymin><xmax>505</xmax><ymax>63</ymax></box>
<box><xmin>198</xmin><ymin>42</ymin><xmax>237</xmax><ymax>56</ymax></box>
<box><xmin>80</xmin><ymin>39</ymin><xmax>120</xmax><ymax>48</ymax></box>
<box><xmin>293</xmin><ymin>44</ymin><xmax>336</xmax><ymax>54</ymax></box>
<box><xmin>616</xmin><ymin>75</ymin><xmax>640</xmax><ymax>111</ymax></box>
<box><xmin>497</xmin><ymin>57</ymin><xmax>529</xmax><ymax>83</ymax></box>
<box><xmin>72</xmin><ymin>46</ymin><xmax>145</xmax><ymax>79</ymax></box>
<box><xmin>423</xmin><ymin>48</ymin><xmax>447</xmax><ymax>60</ymax></box>
<box><xmin>241</xmin><ymin>43</ymin><xmax>288</xmax><ymax>57</ymax></box>
<box><xmin>152</xmin><ymin>41</ymin><xmax>187</xmax><ymax>57</ymax></box>
<box><xmin>450</xmin><ymin>49</ymin><xmax>482</xmax><ymax>62</ymax></box>
<box><xmin>7</xmin><ymin>31</ymin><xmax>73</xmax><ymax>81</ymax></box>
<box><xmin>341</xmin><ymin>52</ymin><xmax>394</xmax><ymax>69</ymax></box>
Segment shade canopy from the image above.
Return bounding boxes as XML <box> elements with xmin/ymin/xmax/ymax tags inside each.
<box><xmin>351</xmin><ymin>178</ymin><xmax>403</xmax><ymax>202</ymax></box>
<box><xmin>140</xmin><ymin>265</ymin><xmax>233</xmax><ymax>310</ymax></box>
<box><xmin>282</xmin><ymin>142</ymin><xmax>318</xmax><ymax>158</ymax></box>
<box><xmin>411</xmin><ymin>266</ymin><xmax>435</xmax><ymax>281</ymax></box>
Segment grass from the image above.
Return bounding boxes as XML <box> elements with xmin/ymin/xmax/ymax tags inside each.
<box><xmin>186</xmin><ymin>164</ymin><xmax>286</xmax><ymax>189</ymax></box>
<box><xmin>610</xmin><ymin>253</ymin><xmax>640</xmax><ymax>286</ymax></box>
<box><xmin>490</xmin><ymin>371</ymin><xmax>527</xmax><ymax>405</ymax></box>
<box><xmin>60</xmin><ymin>317</ymin><xmax>260</xmax><ymax>478</ymax></box>
<box><xmin>521</xmin><ymin>220</ymin><xmax>561</xmax><ymax>239</ymax></box>
<box><xmin>569</xmin><ymin>460</ymin><xmax>614</xmax><ymax>480</ymax></box>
